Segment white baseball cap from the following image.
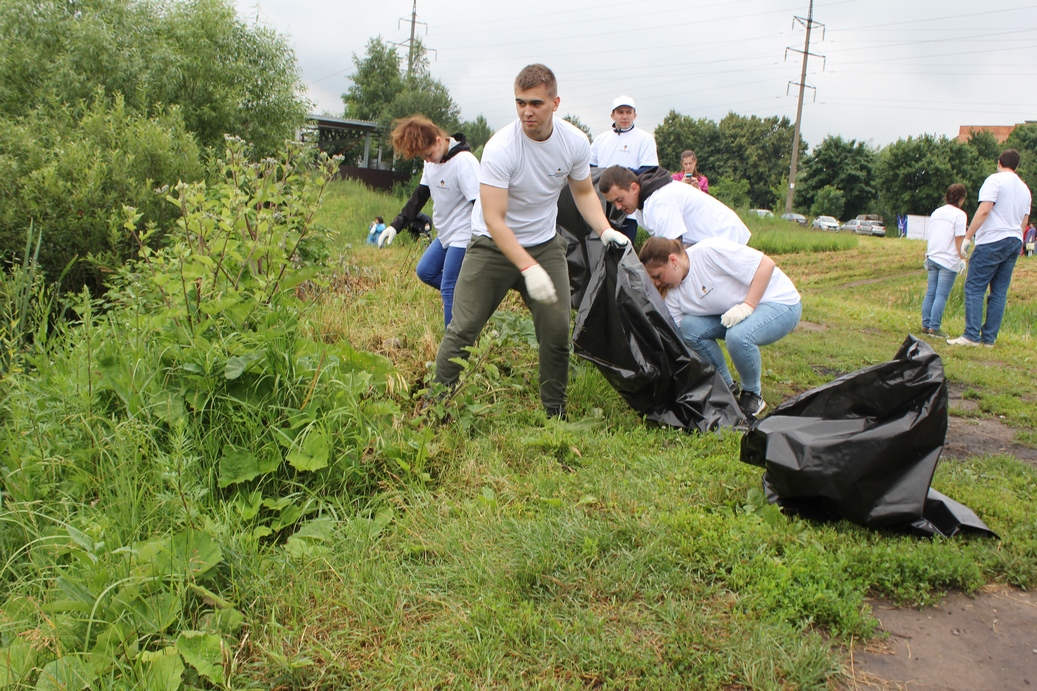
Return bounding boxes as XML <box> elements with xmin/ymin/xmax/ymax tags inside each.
<box><xmin>612</xmin><ymin>95</ymin><xmax>636</xmax><ymax>111</ymax></box>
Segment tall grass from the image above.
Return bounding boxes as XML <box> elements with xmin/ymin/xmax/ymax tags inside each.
<box><xmin>1</xmin><ymin>175</ymin><xmax>1035</xmax><ymax>689</ymax></box>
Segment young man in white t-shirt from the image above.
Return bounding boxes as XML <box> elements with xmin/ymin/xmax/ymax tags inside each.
<box><xmin>947</xmin><ymin>149</ymin><xmax>1032</xmax><ymax>347</ymax></box>
<box><xmin>589</xmin><ymin>95</ymin><xmax>659</xmax><ymax>244</ymax></box>
<box><xmin>432</xmin><ymin>64</ymin><xmax>630</xmax><ymax>419</ymax></box>
<box><xmin>598</xmin><ymin>165</ymin><xmax>750</xmax><ymax>246</ymax></box>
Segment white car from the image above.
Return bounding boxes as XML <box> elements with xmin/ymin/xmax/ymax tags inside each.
<box><xmin>749</xmin><ymin>209</ymin><xmax>774</xmax><ymax>218</ymax></box>
<box><xmin>811</xmin><ymin>215</ymin><xmax>840</xmax><ymax>231</ymax></box>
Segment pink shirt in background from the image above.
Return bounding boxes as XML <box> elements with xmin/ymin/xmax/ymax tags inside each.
<box><xmin>672</xmin><ymin>171</ymin><xmax>709</xmax><ymax>194</ymax></box>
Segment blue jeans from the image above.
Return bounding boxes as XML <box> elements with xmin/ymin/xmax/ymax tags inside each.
<box><xmin>962</xmin><ymin>237</ymin><xmax>1022</xmax><ymax>344</ymax></box>
<box><xmin>679</xmin><ymin>301</ymin><xmax>802</xmax><ymax>395</ymax></box>
<box><xmin>921</xmin><ymin>258</ymin><xmax>959</xmax><ymax>331</ymax></box>
<box><xmin>416</xmin><ymin>239</ymin><xmax>467</xmax><ymax>327</ymax></box>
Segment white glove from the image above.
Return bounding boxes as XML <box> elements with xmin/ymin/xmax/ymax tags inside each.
<box><xmin>520</xmin><ymin>263</ymin><xmax>558</xmax><ymax>304</ymax></box>
<box><xmin>721</xmin><ymin>302</ymin><xmax>755</xmax><ymax>328</ymax></box>
<box><xmin>377</xmin><ymin>226</ymin><xmax>397</xmax><ymax>248</ymax></box>
<box><xmin>960</xmin><ymin>238</ymin><xmax>971</xmax><ymax>255</ymax></box>
<box><xmin>599</xmin><ymin>228</ymin><xmax>630</xmax><ymax>248</ymax></box>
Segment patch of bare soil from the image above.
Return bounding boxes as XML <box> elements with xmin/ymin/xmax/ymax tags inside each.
<box><xmin>846</xmin><ymin>587</ymin><xmax>1037</xmax><ymax>691</ymax></box>
<box><xmin>944</xmin><ymin>384</ymin><xmax>1037</xmax><ymax>468</ymax></box>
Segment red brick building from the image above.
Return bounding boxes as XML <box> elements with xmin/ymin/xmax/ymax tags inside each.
<box><xmin>957</xmin><ymin>123</ymin><xmax>1024</xmax><ymax>143</ymax></box>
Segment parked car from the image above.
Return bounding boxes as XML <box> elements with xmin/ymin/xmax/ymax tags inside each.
<box><xmin>811</xmin><ymin>215</ymin><xmax>840</xmax><ymax>231</ymax></box>
<box><xmin>749</xmin><ymin>209</ymin><xmax>774</xmax><ymax>218</ymax></box>
<box><xmin>863</xmin><ymin>220</ymin><xmax>886</xmax><ymax>237</ymax></box>
<box><xmin>841</xmin><ymin>219</ymin><xmax>867</xmax><ymax>233</ymax></box>
<box><xmin>781</xmin><ymin>212</ymin><xmax>807</xmax><ymax>225</ymax></box>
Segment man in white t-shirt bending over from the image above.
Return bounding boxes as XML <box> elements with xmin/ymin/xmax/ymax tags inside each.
<box><xmin>947</xmin><ymin>149</ymin><xmax>1031</xmax><ymax>347</ymax></box>
<box><xmin>432</xmin><ymin>64</ymin><xmax>630</xmax><ymax>419</ymax></box>
<box><xmin>598</xmin><ymin>165</ymin><xmax>750</xmax><ymax>246</ymax></box>
<box><xmin>590</xmin><ymin>95</ymin><xmax>659</xmax><ymax>244</ymax></box>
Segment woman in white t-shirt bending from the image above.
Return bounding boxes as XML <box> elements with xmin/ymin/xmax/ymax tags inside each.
<box><xmin>639</xmin><ymin>236</ymin><xmax>802</xmax><ymax>420</ymax></box>
<box><xmin>920</xmin><ymin>183</ymin><xmax>968</xmax><ymax>339</ymax></box>
<box><xmin>387</xmin><ymin>116</ymin><xmax>481</xmax><ymax>327</ymax></box>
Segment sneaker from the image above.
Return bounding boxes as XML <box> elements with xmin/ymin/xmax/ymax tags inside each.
<box><xmin>545</xmin><ymin>405</ymin><xmax>567</xmax><ymax>421</ymax></box>
<box><xmin>946</xmin><ymin>336</ymin><xmax>981</xmax><ymax>346</ymax></box>
<box><xmin>983</xmin><ymin>342</ymin><xmax>995</xmax><ymax>349</ymax></box>
<box><xmin>921</xmin><ymin>327</ymin><xmax>932</xmax><ymax>334</ymax></box>
<box><xmin>928</xmin><ymin>329</ymin><xmax>949</xmax><ymax>339</ymax></box>
<box><xmin>737</xmin><ymin>390</ymin><xmax>766</xmax><ymax>419</ymax></box>
<box><xmin>729</xmin><ymin>382</ymin><xmax>741</xmax><ymax>398</ymax></box>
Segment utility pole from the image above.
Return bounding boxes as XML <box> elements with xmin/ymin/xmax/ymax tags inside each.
<box><xmin>395</xmin><ymin>0</ymin><xmax>430</xmax><ymax>79</ymax></box>
<box><xmin>784</xmin><ymin>1</ymin><xmax>825</xmax><ymax>215</ymax></box>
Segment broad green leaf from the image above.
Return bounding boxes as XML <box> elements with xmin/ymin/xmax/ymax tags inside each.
<box><xmin>218</xmin><ymin>445</ymin><xmax>280</xmax><ymax>487</ymax></box>
<box><xmin>224</xmin><ymin>356</ymin><xmax>249</xmax><ymax>380</ymax></box>
<box><xmin>286</xmin><ymin>427</ymin><xmax>329</xmax><ymax>471</ymax></box>
<box><xmin>176</xmin><ymin>632</ymin><xmax>224</xmax><ymax>686</ymax></box>
<box><xmin>278</xmin><ymin>265</ymin><xmax>319</xmax><ymax>291</ymax></box>
<box><xmin>200</xmin><ymin>607</ymin><xmax>245</xmax><ymax>636</ymax></box>
<box><xmin>136</xmin><ymin>531</ymin><xmax>222</xmax><ymax>578</ymax></box>
<box><xmin>140</xmin><ymin>648</ymin><xmax>184</xmax><ymax>691</ymax></box>
<box><xmin>0</xmin><ymin>639</ymin><xmax>35</xmax><ymax>685</ymax></box>
<box><xmin>187</xmin><ymin>583</ymin><xmax>233</xmax><ymax>609</ymax></box>
<box><xmin>35</xmin><ymin>655</ymin><xmax>96</xmax><ymax>690</ymax></box>
<box><xmin>292</xmin><ymin>517</ymin><xmax>335</xmax><ymax>542</ymax></box>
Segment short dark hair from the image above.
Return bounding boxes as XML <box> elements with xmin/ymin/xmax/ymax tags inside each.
<box><xmin>998</xmin><ymin>149</ymin><xmax>1021</xmax><ymax>170</ymax></box>
<box><xmin>514</xmin><ymin>64</ymin><xmax>557</xmax><ymax>97</ymax></box>
<box><xmin>375</xmin><ymin>216</ymin><xmax>384</xmax><ymax>224</ymax></box>
<box><xmin>945</xmin><ymin>183</ymin><xmax>966</xmax><ymax>206</ymax></box>
<box><xmin>598</xmin><ymin>165</ymin><xmax>638</xmax><ymax>194</ymax></box>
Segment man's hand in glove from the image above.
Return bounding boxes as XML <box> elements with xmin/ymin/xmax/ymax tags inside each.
<box><xmin>377</xmin><ymin>226</ymin><xmax>397</xmax><ymax>248</ymax></box>
<box><xmin>721</xmin><ymin>302</ymin><xmax>755</xmax><ymax>328</ymax></box>
<box><xmin>599</xmin><ymin>228</ymin><xmax>630</xmax><ymax>248</ymax></box>
<box><xmin>520</xmin><ymin>263</ymin><xmax>558</xmax><ymax>304</ymax></box>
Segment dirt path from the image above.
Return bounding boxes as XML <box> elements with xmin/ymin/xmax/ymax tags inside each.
<box><xmin>847</xmin><ymin>587</ymin><xmax>1037</xmax><ymax>690</ymax></box>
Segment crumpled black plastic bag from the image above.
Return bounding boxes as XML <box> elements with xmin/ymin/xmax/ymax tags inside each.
<box><xmin>571</xmin><ymin>245</ymin><xmax>744</xmax><ymax>432</ymax></box>
<box><xmin>741</xmin><ymin>336</ymin><xmax>996</xmax><ymax>538</ymax></box>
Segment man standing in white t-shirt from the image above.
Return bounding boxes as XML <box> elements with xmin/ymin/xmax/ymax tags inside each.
<box><xmin>432</xmin><ymin>64</ymin><xmax>630</xmax><ymax>419</ymax></box>
<box><xmin>948</xmin><ymin>149</ymin><xmax>1031</xmax><ymax>347</ymax></box>
<box><xmin>598</xmin><ymin>165</ymin><xmax>750</xmax><ymax>246</ymax></box>
<box><xmin>590</xmin><ymin>95</ymin><xmax>659</xmax><ymax>244</ymax></box>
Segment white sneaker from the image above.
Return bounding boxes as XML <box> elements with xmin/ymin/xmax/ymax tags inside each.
<box><xmin>946</xmin><ymin>336</ymin><xmax>980</xmax><ymax>346</ymax></box>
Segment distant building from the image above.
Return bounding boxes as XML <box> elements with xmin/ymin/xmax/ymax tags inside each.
<box><xmin>957</xmin><ymin>122</ymin><xmax>1035</xmax><ymax>143</ymax></box>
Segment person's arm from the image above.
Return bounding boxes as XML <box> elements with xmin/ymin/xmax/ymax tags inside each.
<box><xmin>1022</xmin><ymin>214</ymin><xmax>1030</xmax><ymax>233</ymax></box>
<box><xmin>964</xmin><ymin>201</ymin><xmax>994</xmax><ymax>241</ymax></box>
<box><xmin>481</xmin><ymin>184</ymin><xmax>535</xmax><ymax>270</ymax></box>
<box><xmin>568</xmin><ymin>175</ymin><xmax>628</xmax><ymax>246</ymax></box>
<box><xmin>744</xmin><ymin>256</ymin><xmax>775</xmax><ymax>308</ymax></box>
<box><xmin>721</xmin><ymin>254</ymin><xmax>775</xmax><ymax>328</ymax></box>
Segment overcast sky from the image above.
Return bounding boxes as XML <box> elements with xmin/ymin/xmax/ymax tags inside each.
<box><xmin>233</xmin><ymin>0</ymin><xmax>1037</xmax><ymax>151</ymax></box>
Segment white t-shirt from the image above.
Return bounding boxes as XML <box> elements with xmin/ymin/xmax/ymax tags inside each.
<box><xmin>975</xmin><ymin>170</ymin><xmax>1032</xmax><ymax>245</ymax></box>
<box><xmin>420</xmin><ymin>141</ymin><xmax>480</xmax><ymax>248</ymax></box>
<box><xmin>589</xmin><ymin>126</ymin><xmax>659</xmax><ymax>170</ymax></box>
<box><xmin>664</xmin><ymin>237</ymin><xmax>800</xmax><ymax>324</ymax></box>
<box><xmin>472</xmin><ymin>118</ymin><xmax>592</xmax><ymax>246</ymax></box>
<box><xmin>925</xmin><ymin>203</ymin><xmax>967</xmax><ymax>272</ymax></box>
<box><xmin>636</xmin><ymin>181</ymin><xmax>751</xmax><ymax>246</ymax></box>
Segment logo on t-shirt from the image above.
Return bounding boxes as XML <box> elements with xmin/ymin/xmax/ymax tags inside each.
<box><xmin>435</xmin><ymin>179</ymin><xmax>449</xmax><ymax>190</ymax></box>
<box><xmin>621</xmin><ymin>145</ymin><xmax>629</xmax><ymax>152</ymax></box>
<box><xmin>701</xmin><ymin>285</ymin><xmax>713</xmax><ymax>297</ymax></box>
<box><xmin>552</xmin><ymin>167</ymin><xmax>566</xmax><ymax>178</ymax></box>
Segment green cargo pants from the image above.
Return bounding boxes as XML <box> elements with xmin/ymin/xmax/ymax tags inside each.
<box><xmin>434</xmin><ymin>233</ymin><xmax>571</xmax><ymax>411</ymax></box>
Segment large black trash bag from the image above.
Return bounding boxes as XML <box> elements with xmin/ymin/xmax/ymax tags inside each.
<box><xmin>741</xmin><ymin>336</ymin><xmax>996</xmax><ymax>538</ymax></box>
<box><xmin>556</xmin><ymin>167</ymin><xmax>626</xmax><ymax>310</ymax></box>
<box><xmin>571</xmin><ymin>245</ymin><xmax>744</xmax><ymax>432</ymax></box>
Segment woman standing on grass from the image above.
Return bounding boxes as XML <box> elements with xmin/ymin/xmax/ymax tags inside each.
<box><xmin>671</xmin><ymin>149</ymin><xmax>709</xmax><ymax>194</ymax></box>
<box><xmin>639</xmin><ymin>235</ymin><xmax>801</xmax><ymax>420</ymax></box>
<box><xmin>920</xmin><ymin>183</ymin><xmax>968</xmax><ymax>339</ymax></box>
<box><xmin>384</xmin><ymin>116</ymin><xmax>480</xmax><ymax>327</ymax></box>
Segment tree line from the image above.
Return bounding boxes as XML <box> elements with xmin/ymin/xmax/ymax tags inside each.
<box><xmin>345</xmin><ymin>37</ymin><xmax>1036</xmax><ymax>226</ymax></box>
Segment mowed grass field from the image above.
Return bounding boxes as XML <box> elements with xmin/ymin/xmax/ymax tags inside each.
<box><xmin>225</xmin><ymin>181</ymin><xmax>1037</xmax><ymax>689</ymax></box>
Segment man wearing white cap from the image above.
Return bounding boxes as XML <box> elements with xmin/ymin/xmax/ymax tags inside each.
<box><xmin>590</xmin><ymin>95</ymin><xmax>659</xmax><ymax>242</ymax></box>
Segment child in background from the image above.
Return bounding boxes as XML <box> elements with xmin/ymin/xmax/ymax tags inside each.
<box><xmin>671</xmin><ymin>150</ymin><xmax>709</xmax><ymax>194</ymax></box>
<box><xmin>366</xmin><ymin>216</ymin><xmax>386</xmax><ymax>245</ymax></box>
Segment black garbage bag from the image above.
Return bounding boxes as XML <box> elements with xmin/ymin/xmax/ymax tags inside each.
<box><xmin>742</xmin><ymin>336</ymin><xmax>996</xmax><ymax>538</ymax></box>
<box><xmin>556</xmin><ymin>167</ymin><xmax>627</xmax><ymax>310</ymax></box>
<box><xmin>571</xmin><ymin>245</ymin><xmax>744</xmax><ymax>432</ymax></box>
